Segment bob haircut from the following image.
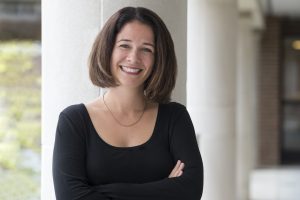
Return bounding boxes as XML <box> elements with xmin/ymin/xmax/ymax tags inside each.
<box><xmin>89</xmin><ymin>7</ymin><xmax>177</xmax><ymax>103</ymax></box>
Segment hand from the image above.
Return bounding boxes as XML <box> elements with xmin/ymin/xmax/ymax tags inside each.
<box><xmin>168</xmin><ymin>160</ymin><xmax>185</xmax><ymax>178</ymax></box>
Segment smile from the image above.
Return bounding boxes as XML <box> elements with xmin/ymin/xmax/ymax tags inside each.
<box><xmin>120</xmin><ymin>66</ymin><xmax>143</xmax><ymax>74</ymax></box>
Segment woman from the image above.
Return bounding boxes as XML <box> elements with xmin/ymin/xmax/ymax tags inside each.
<box><xmin>53</xmin><ymin>6</ymin><xmax>203</xmax><ymax>200</ymax></box>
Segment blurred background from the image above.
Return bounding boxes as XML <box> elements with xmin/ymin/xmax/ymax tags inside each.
<box><xmin>1</xmin><ymin>0</ymin><xmax>299</xmax><ymax>199</ymax></box>
<box><xmin>0</xmin><ymin>0</ymin><xmax>41</xmax><ymax>199</ymax></box>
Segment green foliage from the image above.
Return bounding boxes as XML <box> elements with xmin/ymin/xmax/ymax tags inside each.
<box><xmin>0</xmin><ymin>40</ymin><xmax>41</xmax><ymax>199</ymax></box>
<box><xmin>0</xmin><ymin>170</ymin><xmax>40</xmax><ymax>200</ymax></box>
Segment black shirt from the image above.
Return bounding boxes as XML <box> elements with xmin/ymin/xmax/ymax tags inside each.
<box><xmin>53</xmin><ymin>102</ymin><xmax>203</xmax><ymax>200</ymax></box>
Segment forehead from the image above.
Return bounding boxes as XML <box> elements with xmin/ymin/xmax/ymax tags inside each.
<box><xmin>116</xmin><ymin>20</ymin><xmax>154</xmax><ymax>43</ymax></box>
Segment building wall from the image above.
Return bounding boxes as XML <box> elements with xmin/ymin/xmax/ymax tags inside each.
<box><xmin>258</xmin><ymin>16</ymin><xmax>282</xmax><ymax>166</ymax></box>
<box><xmin>0</xmin><ymin>0</ymin><xmax>41</xmax><ymax>40</ymax></box>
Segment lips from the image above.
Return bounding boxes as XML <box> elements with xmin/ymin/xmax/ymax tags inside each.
<box><xmin>120</xmin><ymin>66</ymin><xmax>143</xmax><ymax>74</ymax></box>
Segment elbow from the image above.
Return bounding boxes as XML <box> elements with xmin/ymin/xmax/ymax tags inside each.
<box><xmin>179</xmin><ymin>185</ymin><xmax>202</xmax><ymax>200</ymax></box>
<box><xmin>188</xmin><ymin>177</ymin><xmax>203</xmax><ymax>200</ymax></box>
<box><xmin>174</xmin><ymin>174</ymin><xmax>203</xmax><ymax>200</ymax></box>
<box><xmin>185</xmin><ymin>166</ymin><xmax>204</xmax><ymax>200</ymax></box>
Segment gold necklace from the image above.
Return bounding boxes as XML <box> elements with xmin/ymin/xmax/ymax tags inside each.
<box><xmin>102</xmin><ymin>92</ymin><xmax>147</xmax><ymax>127</ymax></box>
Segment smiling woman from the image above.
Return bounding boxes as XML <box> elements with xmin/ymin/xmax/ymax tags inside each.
<box><xmin>52</xmin><ymin>6</ymin><xmax>203</xmax><ymax>200</ymax></box>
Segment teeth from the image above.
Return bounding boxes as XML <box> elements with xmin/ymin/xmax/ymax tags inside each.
<box><xmin>121</xmin><ymin>66</ymin><xmax>142</xmax><ymax>73</ymax></box>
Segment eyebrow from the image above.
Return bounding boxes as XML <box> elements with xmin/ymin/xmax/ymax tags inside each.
<box><xmin>117</xmin><ymin>39</ymin><xmax>154</xmax><ymax>47</ymax></box>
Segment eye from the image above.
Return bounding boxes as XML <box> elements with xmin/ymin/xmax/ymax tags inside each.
<box><xmin>119</xmin><ymin>44</ymin><xmax>130</xmax><ymax>49</ymax></box>
<box><xmin>141</xmin><ymin>48</ymin><xmax>153</xmax><ymax>53</ymax></box>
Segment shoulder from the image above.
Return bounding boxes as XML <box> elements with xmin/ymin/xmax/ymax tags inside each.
<box><xmin>159</xmin><ymin>101</ymin><xmax>188</xmax><ymax>120</ymax></box>
<box><xmin>55</xmin><ymin>104</ymin><xmax>90</xmax><ymax>141</ymax></box>
<box><xmin>161</xmin><ymin>101</ymin><xmax>186</xmax><ymax>114</ymax></box>
<box><xmin>56</xmin><ymin>104</ymin><xmax>90</xmax><ymax>136</ymax></box>
<box><xmin>59</xmin><ymin>103</ymin><xmax>88</xmax><ymax>124</ymax></box>
<box><xmin>61</xmin><ymin>103</ymin><xmax>85</xmax><ymax>113</ymax></box>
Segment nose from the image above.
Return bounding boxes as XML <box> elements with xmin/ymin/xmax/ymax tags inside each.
<box><xmin>126</xmin><ymin>48</ymin><xmax>140</xmax><ymax>63</ymax></box>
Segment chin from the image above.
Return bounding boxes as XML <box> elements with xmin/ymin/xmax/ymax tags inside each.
<box><xmin>117</xmin><ymin>80</ymin><xmax>145</xmax><ymax>89</ymax></box>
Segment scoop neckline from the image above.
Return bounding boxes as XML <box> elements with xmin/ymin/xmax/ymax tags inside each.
<box><xmin>81</xmin><ymin>103</ymin><xmax>161</xmax><ymax>150</ymax></box>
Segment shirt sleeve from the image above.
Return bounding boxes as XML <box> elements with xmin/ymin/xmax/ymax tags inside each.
<box><xmin>52</xmin><ymin>110</ymin><xmax>110</xmax><ymax>200</ymax></box>
<box><xmin>96</xmin><ymin>106</ymin><xmax>204</xmax><ymax>200</ymax></box>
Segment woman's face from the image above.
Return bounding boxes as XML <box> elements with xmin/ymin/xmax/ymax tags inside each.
<box><xmin>111</xmin><ymin>20</ymin><xmax>155</xmax><ymax>89</ymax></box>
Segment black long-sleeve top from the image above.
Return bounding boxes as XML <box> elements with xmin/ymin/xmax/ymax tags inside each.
<box><xmin>53</xmin><ymin>102</ymin><xmax>203</xmax><ymax>200</ymax></box>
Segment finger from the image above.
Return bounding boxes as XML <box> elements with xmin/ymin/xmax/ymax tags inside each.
<box><xmin>171</xmin><ymin>160</ymin><xmax>181</xmax><ymax>174</ymax></box>
<box><xmin>169</xmin><ymin>160</ymin><xmax>181</xmax><ymax>178</ymax></box>
<box><xmin>174</xmin><ymin>170</ymin><xmax>180</xmax><ymax>177</ymax></box>
<box><xmin>174</xmin><ymin>169</ymin><xmax>183</xmax><ymax>177</ymax></box>
<box><xmin>169</xmin><ymin>160</ymin><xmax>180</xmax><ymax>177</ymax></box>
<box><xmin>179</xmin><ymin>162</ymin><xmax>185</xmax><ymax>170</ymax></box>
<box><xmin>172</xmin><ymin>163</ymin><xmax>182</xmax><ymax>177</ymax></box>
<box><xmin>175</xmin><ymin>163</ymin><xmax>185</xmax><ymax>177</ymax></box>
<box><xmin>177</xmin><ymin>170</ymin><xmax>183</xmax><ymax>177</ymax></box>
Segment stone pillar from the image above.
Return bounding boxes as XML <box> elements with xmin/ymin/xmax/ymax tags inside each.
<box><xmin>42</xmin><ymin>0</ymin><xmax>187</xmax><ymax>199</ymax></box>
<box><xmin>187</xmin><ymin>0</ymin><xmax>238</xmax><ymax>199</ymax></box>
<box><xmin>102</xmin><ymin>0</ymin><xmax>187</xmax><ymax>104</ymax></box>
<box><xmin>42</xmin><ymin>1</ymin><xmax>101</xmax><ymax>199</ymax></box>
<box><xmin>236</xmin><ymin>13</ymin><xmax>260</xmax><ymax>200</ymax></box>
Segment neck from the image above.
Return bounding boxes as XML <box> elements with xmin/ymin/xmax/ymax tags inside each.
<box><xmin>104</xmin><ymin>87</ymin><xmax>146</xmax><ymax>113</ymax></box>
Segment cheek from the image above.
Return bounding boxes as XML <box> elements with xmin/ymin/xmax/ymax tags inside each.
<box><xmin>111</xmin><ymin>49</ymin><xmax>126</xmax><ymax>65</ymax></box>
<box><xmin>144</xmin><ymin>55</ymin><xmax>155</xmax><ymax>69</ymax></box>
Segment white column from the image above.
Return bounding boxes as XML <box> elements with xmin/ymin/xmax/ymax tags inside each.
<box><xmin>102</xmin><ymin>0</ymin><xmax>187</xmax><ymax>104</ymax></box>
<box><xmin>42</xmin><ymin>0</ymin><xmax>101</xmax><ymax>199</ymax></box>
<box><xmin>236</xmin><ymin>13</ymin><xmax>261</xmax><ymax>200</ymax></box>
<box><xmin>187</xmin><ymin>0</ymin><xmax>238</xmax><ymax>199</ymax></box>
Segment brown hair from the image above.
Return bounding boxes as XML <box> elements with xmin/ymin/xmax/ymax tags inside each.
<box><xmin>89</xmin><ymin>7</ymin><xmax>177</xmax><ymax>103</ymax></box>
